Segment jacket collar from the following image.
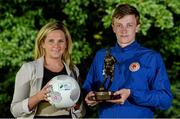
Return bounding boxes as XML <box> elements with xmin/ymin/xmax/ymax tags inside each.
<box><xmin>36</xmin><ymin>57</ymin><xmax>44</xmax><ymax>79</ymax></box>
<box><xmin>114</xmin><ymin>40</ymin><xmax>140</xmax><ymax>52</ymax></box>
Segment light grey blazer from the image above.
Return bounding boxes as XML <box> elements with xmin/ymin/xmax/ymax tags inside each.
<box><xmin>10</xmin><ymin>57</ymin><xmax>85</xmax><ymax>118</ymax></box>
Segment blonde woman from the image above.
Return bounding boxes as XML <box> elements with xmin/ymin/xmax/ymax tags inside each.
<box><xmin>11</xmin><ymin>20</ymin><xmax>85</xmax><ymax>118</ymax></box>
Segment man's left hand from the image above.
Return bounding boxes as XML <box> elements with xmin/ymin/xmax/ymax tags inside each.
<box><xmin>106</xmin><ymin>89</ymin><xmax>131</xmax><ymax>104</ymax></box>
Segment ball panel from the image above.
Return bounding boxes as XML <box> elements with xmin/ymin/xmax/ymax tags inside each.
<box><xmin>70</xmin><ymin>88</ymin><xmax>80</xmax><ymax>101</ymax></box>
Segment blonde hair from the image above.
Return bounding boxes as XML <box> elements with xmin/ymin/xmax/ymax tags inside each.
<box><xmin>34</xmin><ymin>20</ymin><xmax>74</xmax><ymax>70</ymax></box>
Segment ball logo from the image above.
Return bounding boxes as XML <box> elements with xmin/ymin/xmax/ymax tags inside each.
<box><xmin>129</xmin><ymin>62</ymin><xmax>140</xmax><ymax>72</ymax></box>
<box><xmin>59</xmin><ymin>83</ymin><xmax>72</xmax><ymax>91</ymax></box>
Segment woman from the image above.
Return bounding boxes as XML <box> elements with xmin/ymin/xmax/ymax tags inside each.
<box><xmin>10</xmin><ymin>20</ymin><xmax>85</xmax><ymax>118</ymax></box>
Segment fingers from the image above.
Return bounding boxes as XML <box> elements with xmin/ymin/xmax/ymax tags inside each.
<box><xmin>106</xmin><ymin>99</ymin><xmax>124</xmax><ymax>105</ymax></box>
<box><xmin>35</xmin><ymin>84</ymin><xmax>51</xmax><ymax>101</ymax></box>
<box><xmin>106</xmin><ymin>89</ymin><xmax>131</xmax><ymax>105</ymax></box>
<box><xmin>85</xmin><ymin>91</ymin><xmax>95</xmax><ymax>101</ymax></box>
<box><xmin>43</xmin><ymin>93</ymin><xmax>50</xmax><ymax>101</ymax></box>
<box><xmin>114</xmin><ymin>89</ymin><xmax>131</xmax><ymax>96</ymax></box>
<box><xmin>113</xmin><ymin>90</ymin><xmax>122</xmax><ymax>95</ymax></box>
<box><xmin>88</xmin><ymin>102</ymin><xmax>98</xmax><ymax>106</ymax></box>
<box><xmin>42</xmin><ymin>83</ymin><xmax>50</xmax><ymax>90</ymax></box>
<box><xmin>85</xmin><ymin>91</ymin><xmax>98</xmax><ymax>106</ymax></box>
<box><xmin>88</xmin><ymin>91</ymin><xmax>95</xmax><ymax>97</ymax></box>
<box><xmin>42</xmin><ymin>83</ymin><xmax>52</xmax><ymax>100</ymax></box>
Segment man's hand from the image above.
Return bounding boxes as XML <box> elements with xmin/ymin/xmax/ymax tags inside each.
<box><xmin>106</xmin><ymin>89</ymin><xmax>131</xmax><ymax>104</ymax></box>
<box><xmin>85</xmin><ymin>91</ymin><xmax>99</xmax><ymax>106</ymax></box>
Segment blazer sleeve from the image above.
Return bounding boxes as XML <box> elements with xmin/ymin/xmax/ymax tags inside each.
<box><xmin>71</xmin><ymin>66</ymin><xmax>86</xmax><ymax>118</ymax></box>
<box><xmin>10</xmin><ymin>63</ymin><xmax>34</xmax><ymax>117</ymax></box>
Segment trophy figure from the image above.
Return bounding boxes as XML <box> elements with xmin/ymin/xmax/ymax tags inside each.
<box><xmin>94</xmin><ymin>49</ymin><xmax>117</xmax><ymax>101</ymax></box>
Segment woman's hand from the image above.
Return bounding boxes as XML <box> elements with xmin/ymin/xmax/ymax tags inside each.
<box><xmin>28</xmin><ymin>83</ymin><xmax>50</xmax><ymax>111</ymax></box>
<box><xmin>35</xmin><ymin>83</ymin><xmax>50</xmax><ymax>101</ymax></box>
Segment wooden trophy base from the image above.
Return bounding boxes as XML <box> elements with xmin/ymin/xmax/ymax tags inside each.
<box><xmin>95</xmin><ymin>91</ymin><xmax>113</xmax><ymax>101</ymax></box>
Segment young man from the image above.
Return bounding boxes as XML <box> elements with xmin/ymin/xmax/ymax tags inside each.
<box><xmin>83</xmin><ymin>4</ymin><xmax>172</xmax><ymax>118</ymax></box>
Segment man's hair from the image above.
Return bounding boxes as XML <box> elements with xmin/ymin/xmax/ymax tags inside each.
<box><xmin>112</xmin><ymin>4</ymin><xmax>140</xmax><ymax>25</ymax></box>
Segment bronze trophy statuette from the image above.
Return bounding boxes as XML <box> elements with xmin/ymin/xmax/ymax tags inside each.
<box><xmin>94</xmin><ymin>49</ymin><xmax>120</xmax><ymax>101</ymax></box>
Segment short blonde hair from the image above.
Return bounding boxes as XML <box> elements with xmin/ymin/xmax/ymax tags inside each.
<box><xmin>34</xmin><ymin>20</ymin><xmax>74</xmax><ymax>69</ymax></box>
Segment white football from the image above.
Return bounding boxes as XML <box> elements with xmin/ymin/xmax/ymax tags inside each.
<box><xmin>47</xmin><ymin>75</ymin><xmax>80</xmax><ymax>109</ymax></box>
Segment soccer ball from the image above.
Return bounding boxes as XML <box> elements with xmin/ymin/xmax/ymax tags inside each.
<box><xmin>47</xmin><ymin>75</ymin><xmax>80</xmax><ymax>109</ymax></box>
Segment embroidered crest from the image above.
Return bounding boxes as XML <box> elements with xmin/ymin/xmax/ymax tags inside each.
<box><xmin>129</xmin><ymin>62</ymin><xmax>140</xmax><ymax>72</ymax></box>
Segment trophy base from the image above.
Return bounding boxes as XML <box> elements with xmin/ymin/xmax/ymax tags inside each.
<box><xmin>95</xmin><ymin>91</ymin><xmax>113</xmax><ymax>101</ymax></box>
<box><xmin>94</xmin><ymin>91</ymin><xmax>121</xmax><ymax>101</ymax></box>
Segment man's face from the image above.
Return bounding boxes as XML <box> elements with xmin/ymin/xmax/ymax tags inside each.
<box><xmin>112</xmin><ymin>15</ymin><xmax>140</xmax><ymax>48</ymax></box>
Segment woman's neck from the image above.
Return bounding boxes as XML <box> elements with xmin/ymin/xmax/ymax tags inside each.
<box><xmin>44</xmin><ymin>57</ymin><xmax>64</xmax><ymax>72</ymax></box>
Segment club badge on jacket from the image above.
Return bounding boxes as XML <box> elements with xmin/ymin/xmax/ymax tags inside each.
<box><xmin>129</xmin><ymin>62</ymin><xmax>140</xmax><ymax>72</ymax></box>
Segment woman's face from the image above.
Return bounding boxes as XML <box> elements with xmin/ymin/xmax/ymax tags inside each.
<box><xmin>42</xmin><ymin>30</ymin><xmax>67</xmax><ymax>59</ymax></box>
